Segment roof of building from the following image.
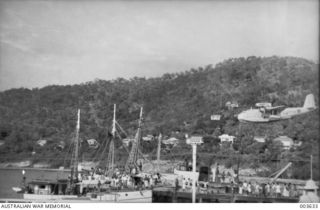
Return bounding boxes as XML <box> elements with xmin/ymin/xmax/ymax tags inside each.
<box><xmin>274</xmin><ymin>136</ymin><xmax>293</xmax><ymax>142</ymax></box>
<box><xmin>36</xmin><ymin>140</ymin><xmax>47</xmax><ymax>146</ymax></box>
<box><xmin>219</xmin><ymin>134</ymin><xmax>235</xmax><ymax>140</ymax></box>
<box><xmin>304</xmin><ymin>179</ymin><xmax>319</xmax><ymax>190</ymax></box>
<box><xmin>254</xmin><ymin>136</ymin><xmax>266</xmax><ymax>143</ymax></box>
<box><xmin>163</xmin><ymin>137</ymin><xmax>179</xmax><ymax>144</ymax></box>
<box><xmin>87</xmin><ymin>139</ymin><xmax>97</xmax><ymax>144</ymax></box>
<box><xmin>142</xmin><ymin>136</ymin><xmax>153</xmax><ymax>141</ymax></box>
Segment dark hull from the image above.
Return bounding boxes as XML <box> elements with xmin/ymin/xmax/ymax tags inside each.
<box><xmin>152</xmin><ymin>187</ymin><xmax>298</xmax><ymax>203</ymax></box>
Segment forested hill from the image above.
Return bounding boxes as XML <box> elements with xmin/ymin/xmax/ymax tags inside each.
<box><xmin>0</xmin><ymin>56</ymin><xmax>319</xmax><ymax>179</ymax></box>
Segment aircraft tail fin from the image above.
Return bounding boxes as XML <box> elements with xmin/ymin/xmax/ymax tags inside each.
<box><xmin>303</xmin><ymin>94</ymin><xmax>316</xmax><ymax>109</ymax></box>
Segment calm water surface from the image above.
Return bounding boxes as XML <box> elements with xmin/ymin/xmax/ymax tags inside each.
<box><xmin>0</xmin><ymin>168</ymin><xmax>69</xmax><ymax>199</ymax></box>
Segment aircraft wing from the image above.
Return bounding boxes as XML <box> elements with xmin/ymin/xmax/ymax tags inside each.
<box><xmin>265</xmin><ymin>105</ymin><xmax>285</xmax><ymax>110</ymax></box>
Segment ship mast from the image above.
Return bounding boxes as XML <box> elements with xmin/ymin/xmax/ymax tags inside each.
<box><xmin>125</xmin><ymin>106</ymin><xmax>143</xmax><ymax>173</ymax></box>
<box><xmin>106</xmin><ymin>104</ymin><xmax>116</xmax><ymax>176</ymax></box>
<box><xmin>71</xmin><ymin>109</ymin><xmax>80</xmax><ymax>185</ymax></box>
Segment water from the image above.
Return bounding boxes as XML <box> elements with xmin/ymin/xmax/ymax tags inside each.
<box><xmin>0</xmin><ymin>168</ymin><xmax>70</xmax><ymax>199</ymax></box>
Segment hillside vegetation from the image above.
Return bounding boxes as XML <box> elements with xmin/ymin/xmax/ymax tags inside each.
<box><xmin>0</xmin><ymin>56</ymin><xmax>318</xmax><ymax>180</ymax></box>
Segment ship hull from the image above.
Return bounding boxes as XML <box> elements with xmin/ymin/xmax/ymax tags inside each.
<box><xmin>23</xmin><ymin>190</ymin><xmax>152</xmax><ymax>203</ymax></box>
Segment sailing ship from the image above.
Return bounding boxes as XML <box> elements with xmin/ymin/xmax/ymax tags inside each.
<box><xmin>14</xmin><ymin>106</ymin><xmax>152</xmax><ymax>202</ymax></box>
<box><xmin>11</xmin><ymin>107</ymin><xmax>318</xmax><ymax>203</ymax></box>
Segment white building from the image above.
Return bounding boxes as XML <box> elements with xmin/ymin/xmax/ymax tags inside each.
<box><xmin>273</xmin><ymin>136</ymin><xmax>294</xmax><ymax>150</ymax></box>
<box><xmin>211</xmin><ymin>115</ymin><xmax>221</xmax><ymax>121</ymax></box>
<box><xmin>162</xmin><ymin>137</ymin><xmax>179</xmax><ymax>145</ymax></box>
<box><xmin>36</xmin><ymin>139</ymin><xmax>47</xmax><ymax>147</ymax></box>
<box><xmin>218</xmin><ymin>134</ymin><xmax>235</xmax><ymax>144</ymax></box>
<box><xmin>254</xmin><ymin>136</ymin><xmax>266</xmax><ymax>143</ymax></box>
<box><xmin>142</xmin><ymin>135</ymin><xmax>154</xmax><ymax>141</ymax></box>
<box><xmin>87</xmin><ymin>139</ymin><xmax>99</xmax><ymax>148</ymax></box>
<box><xmin>226</xmin><ymin>101</ymin><xmax>239</xmax><ymax>109</ymax></box>
<box><xmin>122</xmin><ymin>138</ymin><xmax>134</xmax><ymax>146</ymax></box>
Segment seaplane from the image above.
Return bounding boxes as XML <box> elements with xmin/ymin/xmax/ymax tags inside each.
<box><xmin>238</xmin><ymin>94</ymin><xmax>316</xmax><ymax>123</ymax></box>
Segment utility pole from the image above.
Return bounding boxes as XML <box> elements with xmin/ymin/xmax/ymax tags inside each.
<box><xmin>192</xmin><ymin>144</ymin><xmax>197</xmax><ymax>203</ymax></box>
<box><xmin>186</xmin><ymin>136</ymin><xmax>203</xmax><ymax>203</ymax></box>
<box><xmin>157</xmin><ymin>133</ymin><xmax>162</xmax><ymax>172</ymax></box>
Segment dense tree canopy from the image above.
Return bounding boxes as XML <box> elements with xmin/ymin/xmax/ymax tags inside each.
<box><xmin>0</xmin><ymin>56</ymin><xmax>318</xmax><ymax>179</ymax></box>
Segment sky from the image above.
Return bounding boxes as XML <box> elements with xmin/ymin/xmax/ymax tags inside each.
<box><xmin>0</xmin><ymin>0</ymin><xmax>318</xmax><ymax>91</ymax></box>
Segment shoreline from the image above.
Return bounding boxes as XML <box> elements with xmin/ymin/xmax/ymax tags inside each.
<box><xmin>0</xmin><ymin>160</ymin><xmax>98</xmax><ymax>171</ymax></box>
<box><xmin>0</xmin><ymin>166</ymin><xmax>71</xmax><ymax>172</ymax></box>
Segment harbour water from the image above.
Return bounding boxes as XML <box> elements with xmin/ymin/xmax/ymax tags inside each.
<box><xmin>0</xmin><ymin>168</ymin><xmax>69</xmax><ymax>199</ymax></box>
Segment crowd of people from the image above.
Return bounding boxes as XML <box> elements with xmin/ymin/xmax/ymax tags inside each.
<box><xmin>177</xmin><ymin>177</ymin><xmax>300</xmax><ymax>198</ymax></box>
<box><xmin>108</xmin><ymin>172</ymin><xmax>162</xmax><ymax>191</ymax></box>
<box><xmin>80</xmin><ymin>165</ymin><xmax>302</xmax><ymax>199</ymax></box>
<box><xmin>80</xmin><ymin>167</ymin><xmax>162</xmax><ymax>192</ymax></box>
<box><xmin>238</xmin><ymin>181</ymin><xmax>300</xmax><ymax>198</ymax></box>
<box><xmin>180</xmin><ymin>178</ymin><xmax>204</xmax><ymax>192</ymax></box>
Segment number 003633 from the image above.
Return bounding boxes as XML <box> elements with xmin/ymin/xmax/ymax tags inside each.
<box><xmin>300</xmin><ymin>204</ymin><xmax>318</xmax><ymax>209</ymax></box>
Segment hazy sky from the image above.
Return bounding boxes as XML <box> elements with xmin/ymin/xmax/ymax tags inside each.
<box><xmin>0</xmin><ymin>0</ymin><xmax>318</xmax><ymax>91</ymax></box>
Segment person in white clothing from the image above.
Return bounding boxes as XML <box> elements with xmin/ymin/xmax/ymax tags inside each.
<box><xmin>275</xmin><ymin>183</ymin><xmax>281</xmax><ymax>197</ymax></box>
<box><xmin>182</xmin><ymin>178</ymin><xmax>186</xmax><ymax>192</ymax></box>
<box><xmin>239</xmin><ymin>183</ymin><xmax>243</xmax><ymax>194</ymax></box>
<box><xmin>282</xmin><ymin>184</ymin><xmax>289</xmax><ymax>197</ymax></box>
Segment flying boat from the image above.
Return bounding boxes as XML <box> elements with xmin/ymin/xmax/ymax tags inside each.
<box><xmin>238</xmin><ymin>94</ymin><xmax>316</xmax><ymax>123</ymax></box>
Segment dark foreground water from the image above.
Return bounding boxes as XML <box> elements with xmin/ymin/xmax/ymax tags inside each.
<box><xmin>0</xmin><ymin>168</ymin><xmax>69</xmax><ymax>199</ymax></box>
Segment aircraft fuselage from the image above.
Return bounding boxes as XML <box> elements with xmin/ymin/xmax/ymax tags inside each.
<box><xmin>238</xmin><ymin>107</ymin><xmax>315</xmax><ymax>123</ymax></box>
<box><xmin>237</xmin><ymin>94</ymin><xmax>316</xmax><ymax>123</ymax></box>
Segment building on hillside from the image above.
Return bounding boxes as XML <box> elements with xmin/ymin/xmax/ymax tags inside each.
<box><xmin>273</xmin><ymin>136</ymin><xmax>294</xmax><ymax>150</ymax></box>
<box><xmin>142</xmin><ymin>135</ymin><xmax>154</xmax><ymax>141</ymax></box>
<box><xmin>218</xmin><ymin>134</ymin><xmax>235</xmax><ymax>144</ymax></box>
<box><xmin>162</xmin><ymin>137</ymin><xmax>179</xmax><ymax>145</ymax></box>
<box><xmin>87</xmin><ymin>139</ymin><xmax>99</xmax><ymax>149</ymax></box>
<box><xmin>186</xmin><ymin>136</ymin><xmax>203</xmax><ymax>144</ymax></box>
<box><xmin>226</xmin><ymin>101</ymin><xmax>239</xmax><ymax>110</ymax></box>
<box><xmin>255</xmin><ymin>102</ymin><xmax>272</xmax><ymax>108</ymax></box>
<box><xmin>122</xmin><ymin>138</ymin><xmax>134</xmax><ymax>146</ymax></box>
<box><xmin>211</xmin><ymin>114</ymin><xmax>221</xmax><ymax>121</ymax></box>
<box><xmin>254</xmin><ymin>136</ymin><xmax>266</xmax><ymax>143</ymax></box>
<box><xmin>36</xmin><ymin>139</ymin><xmax>47</xmax><ymax>147</ymax></box>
